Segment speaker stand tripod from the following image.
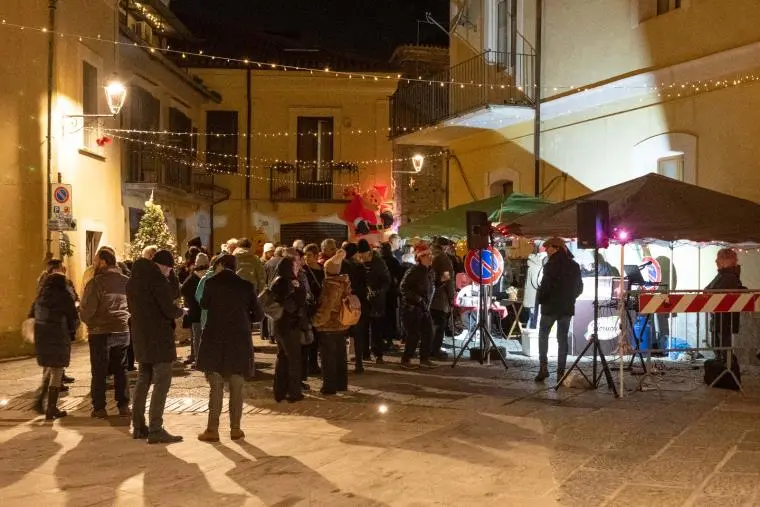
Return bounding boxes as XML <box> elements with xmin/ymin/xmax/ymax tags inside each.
<box><xmin>452</xmin><ymin>248</ymin><xmax>509</xmax><ymax>371</ymax></box>
<box><xmin>554</xmin><ymin>247</ymin><xmax>618</xmax><ymax>396</ymax></box>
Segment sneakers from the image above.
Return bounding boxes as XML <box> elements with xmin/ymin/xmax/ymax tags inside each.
<box><xmin>419</xmin><ymin>360</ymin><xmax>438</xmax><ymax>369</ymax></box>
<box><xmin>147</xmin><ymin>428</ymin><xmax>183</xmax><ymax>444</ymax></box>
<box><xmin>400</xmin><ymin>361</ymin><xmax>419</xmax><ymax>370</ymax></box>
<box><xmin>230</xmin><ymin>429</ymin><xmax>245</xmax><ymax>441</ymax></box>
<box><xmin>197</xmin><ymin>429</ymin><xmax>220</xmax><ymax>443</ymax></box>
<box><xmin>91</xmin><ymin>408</ymin><xmax>109</xmax><ymax>419</ymax></box>
<box><xmin>45</xmin><ymin>408</ymin><xmax>67</xmax><ymax>420</ymax></box>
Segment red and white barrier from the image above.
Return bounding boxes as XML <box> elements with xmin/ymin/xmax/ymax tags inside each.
<box><xmin>638</xmin><ymin>291</ymin><xmax>760</xmax><ymax>314</ymax></box>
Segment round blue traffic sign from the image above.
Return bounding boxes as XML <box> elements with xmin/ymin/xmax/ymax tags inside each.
<box><xmin>464</xmin><ymin>247</ymin><xmax>504</xmax><ymax>286</ymax></box>
<box><xmin>54</xmin><ymin>186</ymin><xmax>69</xmax><ymax>204</ymax></box>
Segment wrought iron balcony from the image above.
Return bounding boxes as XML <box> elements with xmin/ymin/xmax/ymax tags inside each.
<box><xmin>390</xmin><ymin>50</ymin><xmax>535</xmax><ymax>140</ymax></box>
<box><xmin>269</xmin><ymin>162</ymin><xmax>359</xmax><ymax>203</ymax></box>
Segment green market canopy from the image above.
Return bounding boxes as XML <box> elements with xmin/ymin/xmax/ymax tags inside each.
<box><xmin>398</xmin><ymin>193</ymin><xmax>552</xmax><ymax>239</ymax></box>
<box><xmin>505</xmin><ymin>173</ymin><xmax>760</xmax><ymax>244</ymax></box>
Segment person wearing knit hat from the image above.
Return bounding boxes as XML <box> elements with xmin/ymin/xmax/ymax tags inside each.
<box><xmin>399</xmin><ymin>240</ymin><xmax>435</xmax><ymax>369</ymax></box>
<box><xmin>352</xmin><ymin>237</ymin><xmax>391</xmax><ymax>369</ymax></box>
<box><xmin>261</xmin><ymin>242</ymin><xmax>276</xmax><ymax>263</ymax></box>
<box><xmin>126</xmin><ymin>245</ymin><xmax>186</xmax><ymax>444</ymax></box>
<box><xmin>313</xmin><ymin>249</ymin><xmax>353</xmax><ymax>394</ymax></box>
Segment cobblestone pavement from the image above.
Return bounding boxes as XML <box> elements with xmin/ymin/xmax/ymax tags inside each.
<box><xmin>2</xmin><ymin>337</ymin><xmax>760</xmax><ymax>506</ymax></box>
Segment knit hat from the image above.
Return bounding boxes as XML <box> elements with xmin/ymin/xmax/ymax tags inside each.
<box><xmin>153</xmin><ymin>249</ymin><xmax>175</xmax><ymax>268</ymax></box>
<box><xmin>194</xmin><ymin>252</ymin><xmax>210</xmax><ymax>270</ymax></box>
<box><xmin>357</xmin><ymin>239</ymin><xmax>371</xmax><ymax>253</ymax></box>
<box><xmin>324</xmin><ymin>250</ymin><xmax>346</xmax><ymax>276</ymax></box>
<box><xmin>543</xmin><ymin>237</ymin><xmax>566</xmax><ymax>250</ymax></box>
<box><xmin>263</xmin><ymin>242</ymin><xmax>275</xmax><ymax>253</ymax></box>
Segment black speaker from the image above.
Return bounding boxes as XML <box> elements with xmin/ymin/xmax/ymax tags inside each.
<box><xmin>577</xmin><ymin>200</ymin><xmax>610</xmax><ymax>249</ymax></box>
<box><xmin>466</xmin><ymin>210</ymin><xmax>490</xmax><ymax>250</ymax></box>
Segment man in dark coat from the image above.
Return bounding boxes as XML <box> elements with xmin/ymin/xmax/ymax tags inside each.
<box><xmin>705</xmin><ymin>248</ymin><xmax>744</xmax><ymax>364</ymax></box>
<box><xmin>180</xmin><ymin>252</ymin><xmax>209</xmax><ymax>367</ymax></box>
<box><xmin>534</xmin><ymin>237</ymin><xmax>583</xmax><ymax>382</ymax></box>
<box><xmin>430</xmin><ymin>240</ymin><xmax>455</xmax><ymax>360</ymax></box>
<box><xmin>31</xmin><ymin>260</ymin><xmax>79</xmax><ymax>419</ymax></box>
<box><xmin>399</xmin><ymin>244</ymin><xmax>435</xmax><ymax>369</ymax></box>
<box><xmin>353</xmin><ymin>240</ymin><xmax>391</xmax><ymax>369</ymax></box>
<box><xmin>126</xmin><ymin>249</ymin><xmax>185</xmax><ymax>443</ymax></box>
<box><xmin>197</xmin><ymin>255</ymin><xmax>262</xmax><ymax>442</ymax></box>
<box><xmin>80</xmin><ymin>249</ymin><xmax>131</xmax><ymax>419</ymax></box>
<box><xmin>380</xmin><ymin>242</ymin><xmax>403</xmax><ymax>351</ymax></box>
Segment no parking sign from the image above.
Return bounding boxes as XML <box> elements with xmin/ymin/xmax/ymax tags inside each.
<box><xmin>464</xmin><ymin>247</ymin><xmax>504</xmax><ymax>286</ymax></box>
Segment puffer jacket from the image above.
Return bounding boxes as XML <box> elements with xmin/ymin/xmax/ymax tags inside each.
<box><xmin>79</xmin><ymin>267</ymin><xmax>130</xmax><ymax>335</ymax></box>
<box><xmin>32</xmin><ymin>274</ymin><xmax>79</xmax><ymax>368</ymax></box>
<box><xmin>400</xmin><ymin>263</ymin><xmax>433</xmax><ymax>311</ymax></box>
<box><xmin>234</xmin><ymin>248</ymin><xmax>266</xmax><ymax>292</ymax></box>
<box><xmin>536</xmin><ymin>249</ymin><xmax>583</xmax><ymax>317</ymax></box>
<box><xmin>313</xmin><ymin>274</ymin><xmax>352</xmax><ymax>332</ymax></box>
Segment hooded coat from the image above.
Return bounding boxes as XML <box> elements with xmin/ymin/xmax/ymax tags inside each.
<box><xmin>32</xmin><ymin>274</ymin><xmax>79</xmax><ymax>368</ymax></box>
<box><xmin>234</xmin><ymin>248</ymin><xmax>266</xmax><ymax>292</ymax></box>
<box><xmin>126</xmin><ymin>258</ymin><xmax>184</xmax><ymax>364</ymax></box>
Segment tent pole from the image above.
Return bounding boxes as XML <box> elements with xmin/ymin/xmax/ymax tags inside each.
<box><xmin>619</xmin><ymin>243</ymin><xmax>626</xmax><ymax>397</ymax></box>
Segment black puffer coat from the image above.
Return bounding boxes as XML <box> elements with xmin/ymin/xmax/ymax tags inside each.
<box><xmin>33</xmin><ymin>274</ymin><xmax>79</xmax><ymax>368</ymax></box>
<box><xmin>197</xmin><ymin>269</ymin><xmax>263</xmax><ymax>376</ymax></box>
<box><xmin>126</xmin><ymin>258</ymin><xmax>184</xmax><ymax>364</ymax></box>
<box><xmin>271</xmin><ymin>257</ymin><xmax>309</xmax><ymax>331</ymax></box>
<box><xmin>705</xmin><ymin>265</ymin><xmax>744</xmax><ymax>337</ymax></box>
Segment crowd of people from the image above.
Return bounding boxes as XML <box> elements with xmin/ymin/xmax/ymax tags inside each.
<box><xmin>28</xmin><ymin>233</ymin><xmax>466</xmax><ymax>444</ymax></box>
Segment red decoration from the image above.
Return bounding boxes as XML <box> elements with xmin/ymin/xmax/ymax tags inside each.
<box><xmin>95</xmin><ymin>136</ymin><xmax>112</xmax><ymax>147</ymax></box>
<box><xmin>340</xmin><ymin>184</ymin><xmax>396</xmax><ymax>239</ymax></box>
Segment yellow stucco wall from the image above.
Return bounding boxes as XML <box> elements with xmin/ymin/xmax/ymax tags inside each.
<box><xmin>192</xmin><ymin>69</ymin><xmax>398</xmax><ymax>244</ymax></box>
<box><xmin>0</xmin><ymin>2</ymin><xmax>127</xmax><ymax>357</ymax></box>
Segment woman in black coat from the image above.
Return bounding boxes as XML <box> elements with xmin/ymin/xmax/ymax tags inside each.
<box><xmin>271</xmin><ymin>256</ymin><xmax>309</xmax><ymax>403</ymax></box>
<box><xmin>197</xmin><ymin>254</ymin><xmax>262</xmax><ymax>442</ymax></box>
<box><xmin>31</xmin><ymin>260</ymin><xmax>79</xmax><ymax>419</ymax></box>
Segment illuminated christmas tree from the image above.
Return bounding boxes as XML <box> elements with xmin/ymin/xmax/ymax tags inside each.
<box><xmin>129</xmin><ymin>192</ymin><xmax>178</xmax><ymax>260</ymax></box>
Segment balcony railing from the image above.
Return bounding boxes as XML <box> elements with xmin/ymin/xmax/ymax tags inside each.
<box><xmin>269</xmin><ymin>162</ymin><xmax>358</xmax><ymax>202</ymax></box>
<box><xmin>390</xmin><ymin>50</ymin><xmax>535</xmax><ymax>138</ymax></box>
<box><xmin>125</xmin><ymin>151</ymin><xmax>229</xmax><ymax>202</ymax></box>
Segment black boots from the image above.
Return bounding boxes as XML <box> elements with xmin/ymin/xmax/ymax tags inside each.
<box><xmin>45</xmin><ymin>386</ymin><xmax>67</xmax><ymax>420</ymax></box>
<box><xmin>535</xmin><ymin>362</ymin><xmax>549</xmax><ymax>382</ymax></box>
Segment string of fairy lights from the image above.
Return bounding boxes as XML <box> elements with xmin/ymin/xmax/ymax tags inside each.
<box><xmin>2</xmin><ymin>16</ymin><xmax>760</xmax><ymax>97</ymax></box>
<box><xmin>101</xmin><ymin>127</ymin><xmax>392</xmax><ymax>138</ymax></box>
<box><xmin>98</xmin><ymin>130</ymin><xmax>447</xmax><ymax>166</ymax></box>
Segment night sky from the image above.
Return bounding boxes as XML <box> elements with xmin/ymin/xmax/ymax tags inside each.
<box><xmin>172</xmin><ymin>0</ymin><xmax>449</xmax><ymax>61</ymax></box>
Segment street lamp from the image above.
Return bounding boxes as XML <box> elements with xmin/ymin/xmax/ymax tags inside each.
<box><xmin>104</xmin><ymin>75</ymin><xmax>127</xmax><ymax>115</ymax></box>
<box><xmin>412</xmin><ymin>154</ymin><xmax>425</xmax><ymax>172</ymax></box>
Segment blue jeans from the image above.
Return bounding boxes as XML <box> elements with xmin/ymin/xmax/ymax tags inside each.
<box><xmin>538</xmin><ymin>314</ymin><xmax>572</xmax><ymax>371</ymax></box>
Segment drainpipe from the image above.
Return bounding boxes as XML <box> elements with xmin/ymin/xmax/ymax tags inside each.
<box><xmin>45</xmin><ymin>0</ymin><xmax>58</xmax><ymax>258</ymax></box>
<box><xmin>245</xmin><ymin>67</ymin><xmax>252</xmax><ymax>200</ymax></box>
<box><xmin>533</xmin><ymin>0</ymin><xmax>543</xmax><ymax>197</ymax></box>
<box><xmin>444</xmin><ymin>150</ymin><xmax>450</xmax><ymax>209</ymax></box>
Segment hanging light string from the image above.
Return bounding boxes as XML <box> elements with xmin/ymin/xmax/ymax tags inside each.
<box><xmin>101</xmin><ymin>126</ymin><xmax>390</xmax><ymax>138</ymax></box>
<box><xmin>4</xmin><ymin>18</ymin><xmax>760</xmax><ymax>93</ymax></box>
<box><xmin>122</xmin><ymin>144</ymin><xmax>364</xmax><ymax>189</ymax></box>
<box><xmin>96</xmin><ymin>129</ymin><xmax>446</xmax><ymax>165</ymax></box>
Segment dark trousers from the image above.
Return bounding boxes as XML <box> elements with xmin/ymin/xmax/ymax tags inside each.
<box><xmin>430</xmin><ymin>310</ymin><xmax>449</xmax><ymax>357</ymax></box>
<box><xmin>132</xmin><ymin>361</ymin><xmax>173</xmax><ymax>432</ymax></box>
<box><xmin>88</xmin><ymin>333</ymin><xmax>129</xmax><ymax>411</ymax></box>
<box><xmin>274</xmin><ymin>325</ymin><xmax>303</xmax><ymax>399</ymax></box>
<box><xmin>301</xmin><ymin>329</ymin><xmax>320</xmax><ymax>379</ymax></box>
<box><xmin>383</xmin><ymin>299</ymin><xmax>398</xmax><ymax>347</ymax></box>
<box><xmin>354</xmin><ymin>315</ymin><xmax>384</xmax><ymax>367</ymax></box>
<box><xmin>318</xmin><ymin>331</ymin><xmax>348</xmax><ymax>393</ymax></box>
<box><xmin>402</xmin><ymin>307</ymin><xmax>433</xmax><ymax>362</ymax></box>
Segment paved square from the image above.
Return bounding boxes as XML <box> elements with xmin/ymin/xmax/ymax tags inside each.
<box><xmin>2</xmin><ymin>340</ymin><xmax>760</xmax><ymax>506</ymax></box>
